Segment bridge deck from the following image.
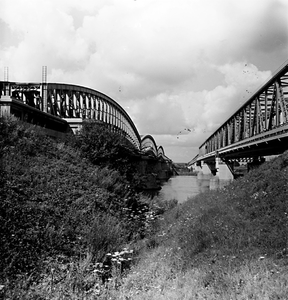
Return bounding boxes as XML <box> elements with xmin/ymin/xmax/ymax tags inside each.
<box><xmin>197</xmin><ymin>62</ymin><xmax>288</xmax><ymax>162</ymax></box>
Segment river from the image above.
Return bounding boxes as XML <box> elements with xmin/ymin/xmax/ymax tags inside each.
<box><xmin>153</xmin><ymin>175</ymin><xmax>200</xmax><ymax>204</ymax></box>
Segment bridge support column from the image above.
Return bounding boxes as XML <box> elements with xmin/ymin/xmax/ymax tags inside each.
<box><xmin>192</xmin><ymin>164</ymin><xmax>201</xmax><ymax>172</ymax></box>
<box><xmin>137</xmin><ymin>157</ymin><xmax>172</xmax><ymax>190</ymax></box>
<box><xmin>158</xmin><ymin>161</ymin><xmax>171</xmax><ymax>180</ymax></box>
<box><xmin>196</xmin><ymin>158</ymin><xmax>234</xmax><ymax>191</ymax></box>
<box><xmin>0</xmin><ymin>96</ymin><xmax>12</xmax><ymax>117</ymax></box>
<box><xmin>200</xmin><ymin>161</ymin><xmax>213</xmax><ymax>174</ymax></box>
<box><xmin>197</xmin><ymin>161</ymin><xmax>213</xmax><ymax>193</ymax></box>
<box><xmin>215</xmin><ymin>157</ymin><xmax>234</xmax><ymax>188</ymax></box>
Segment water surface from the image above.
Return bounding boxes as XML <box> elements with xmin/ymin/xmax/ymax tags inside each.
<box><xmin>155</xmin><ymin>175</ymin><xmax>199</xmax><ymax>204</ymax></box>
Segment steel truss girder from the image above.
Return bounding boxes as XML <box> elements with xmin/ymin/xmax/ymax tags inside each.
<box><xmin>199</xmin><ymin>63</ymin><xmax>288</xmax><ymax>159</ymax></box>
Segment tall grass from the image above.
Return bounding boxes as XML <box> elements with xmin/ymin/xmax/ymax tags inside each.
<box><xmin>0</xmin><ymin>116</ymin><xmax>171</xmax><ymax>298</ymax></box>
<box><xmin>1</xmin><ymin>116</ymin><xmax>288</xmax><ymax>299</ymax></box>
<box><xmin>110</xmin><ymin>151</ymin><xmax>288</xmax><ymax>299</ymax></box>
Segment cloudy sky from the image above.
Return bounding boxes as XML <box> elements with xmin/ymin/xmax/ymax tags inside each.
<box><xmin>1</xmin><ymin>0</ymin><xmax>288</xmax><ymax>162</ymax></box>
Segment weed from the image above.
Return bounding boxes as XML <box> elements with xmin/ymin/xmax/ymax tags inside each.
<box><xmin>2</xmin><ymin>115</ymin><xmax>288</xmax><ymax>299</ymax></box>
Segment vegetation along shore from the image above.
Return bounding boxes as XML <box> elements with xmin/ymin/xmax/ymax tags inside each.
<box><xmin>1</xmin><ymin>116</ymin><xmax>288</xmax><ymax>299</ymax></box>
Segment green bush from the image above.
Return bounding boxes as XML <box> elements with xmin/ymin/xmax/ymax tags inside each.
<box><xmin>2</xmin><ymin>116</ymin><xmax>288</xmax><ymax>299</ymax></box>
<box><xmin>73</xmin><ymin>120</ymin><xmax>143</xmax><ymax>187</ymax></box>
<box><xmin>0</xmin><ymin>117</ymin><xmax>156</xmax><ymax>282</ymax></box>
<box><xmin>0</xmin><ymin>116</ymin><xmax>169</xmax><ymax>288</ymax></box>
<box><xmin>86</xmin><ymin>212</ymin><xmax>127</xmax><ymax>261</ymax></box>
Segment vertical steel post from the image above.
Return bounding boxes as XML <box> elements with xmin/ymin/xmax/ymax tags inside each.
<box><xmin>42</xmin><ymin>66</ymin><xmax>47</xmax><ymax>112</ymax></box>
<box><xmin>4</xmin><ymin>67</ymin><xmax>10</xmax><ymax>96</ymax></box>
<box><xmin>234</xmin><ymin>116</ymin><xmax>237</xmax><ymax>142</ymax></box>
<box><xmin>276</xmin><ymin>80</ymin><xmax>287</xmax><ymax>124</ymax></box>
<box><xmin>275</xmin><ymin>83</ymin><xmax>279</xmax><ymax>126</ymax></box>
<box><xmin>256</xmin><ymin>98</ymin><xmax>259</xmax><ymax>134</ymax></box>
<box><xmin>264</xmin><ymin>90</ymin><xmax>267</xmax><ymax>130</ymax></box>
<box><xmin>249</xmin><ymin>104</ymin><xmax>252</xmax><ymax>137</ymax></box>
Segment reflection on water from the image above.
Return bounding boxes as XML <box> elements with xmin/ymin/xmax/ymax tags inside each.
<box><xmin>152</xmin><ymin>175</ymin><xmax>200</xmax><ymax>204</ymax></box>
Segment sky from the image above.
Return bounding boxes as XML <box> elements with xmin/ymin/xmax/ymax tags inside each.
<box><xmin>1</xmin><ymin>0</ymin><xmax>288</xmax><ymax>162</ymax></box>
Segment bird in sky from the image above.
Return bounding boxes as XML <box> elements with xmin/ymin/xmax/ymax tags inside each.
<box><xmin>176</xmin><ymin>127</ymin><xmax>195</xmax><ymax>138</ymax></box>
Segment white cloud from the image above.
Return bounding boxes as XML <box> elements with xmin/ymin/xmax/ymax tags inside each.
<box><xmin>0</xmin><ymin>0</ymin><xmax>287</xmax><ymax>161</ymax></box>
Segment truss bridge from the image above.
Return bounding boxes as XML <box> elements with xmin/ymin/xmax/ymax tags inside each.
<box><xmin>188</xmin><ymin>61</ymin><xmax>288</xmax><ymax>186</ymax></box>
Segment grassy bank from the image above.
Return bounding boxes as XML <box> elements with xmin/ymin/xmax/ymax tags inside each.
<box><xmin>0</xmin><ymin>117</ymin><xmax>174</xmax><ymax>299</ymax></box>
<box><xmin>110</xmin><ymin>150</ymin><xmax>288</xmax><ymax>299</ymax></box>
<box><xmin>1</xmin><ymin>116</ymin><xmax>288</xmax><ymax>299</ymax></box>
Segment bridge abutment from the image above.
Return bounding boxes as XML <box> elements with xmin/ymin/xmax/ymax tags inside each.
<box><xmin>0</xmin><ymin>95</ymin><xmax>12</xmax><ymax>116</ymax></box>
<box><xmin>0</xmin><ymin>95</ymin><xmax>71</xmax><ymax>138</ymax></box>
<box><xmin>63</xmin><ymin>118</ymin><xmax>83</xmax><ymax>133</ymax></box>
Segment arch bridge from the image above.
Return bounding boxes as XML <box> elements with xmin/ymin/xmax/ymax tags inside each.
<box><xmin>0</xmin><ymin>81</ymin><xmax>141</xmax><ymax>149</ymax></box>
<box><xmin>141</xmin><ymin>134</ymin><xmax>171</xmax><ymax>161</ymax></box>
<box><xmin>0</xmin><ymin>80</ymin><xmax>173</xmax><ymax>182</ymax></box>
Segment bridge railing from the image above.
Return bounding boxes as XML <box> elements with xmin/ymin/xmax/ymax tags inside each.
<box><xmin>198</xmin><ymin>63</ymin><xmax>288</xmax><ymax>158</ymax></box>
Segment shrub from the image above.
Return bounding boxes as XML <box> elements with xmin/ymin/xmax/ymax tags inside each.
<box><xmin>85</xmin><ymin>212</ymin><xmax>127</xmax><ymax>261</ymax></box>
<box><xmin>0</xmin><ymin>116</ymin><xmax>162</xmax><ymax>283</ymax></box>
<box><xmin>73</xmin><ymin>120</ymin><xmax>143</xmax><ymax>186</ymax></box>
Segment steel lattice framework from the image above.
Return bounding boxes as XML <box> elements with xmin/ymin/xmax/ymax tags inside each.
<box><xmin>140</xmin><ymin>134</ymin><xmax>171</xmax><ymax>161</ymax></box>
<box><xmin>0</xmin><ymin>82</ymin><xmax>141</xmax><ymax>149</ymax></box>
<box><xmin>197</xmin><ymin>63</ymin><xmax>288</xmax><ymax>161</ymax></box>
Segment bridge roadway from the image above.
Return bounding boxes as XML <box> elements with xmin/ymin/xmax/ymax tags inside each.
<box><xmin>188</xmin><ymin>61</ymin><xmax>288</xmax><ymax>185</ymax></box>
<box><xmin>0</xmin><ymin>80</ymin><xmax>173</xmax><ymax>183</ymax></box>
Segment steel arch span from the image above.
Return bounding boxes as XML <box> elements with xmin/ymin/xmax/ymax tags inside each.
<box><xmin>141</xmin><ymin>135</ymin><xmax>158</xmax><ymax>157</ymax></box>
<box><xmin>140</xmin><ymin>135</ymin><xmax>172</xmax><ymax>163</ymax></box>
<box><xmin>0</xmin><ymin>81</ymin><xmax>142</xmax><ymax>149</ymax></box>
<box><xmin>0</xmin><ymin>80</ymin><xmax>172</xmax><ymax>164</ymax></box>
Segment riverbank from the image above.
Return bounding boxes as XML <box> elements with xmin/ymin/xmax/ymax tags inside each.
<box><xmin>104</xmin><ymin>151</ymin><xmax>288</xmax><ymax>299</ymax></box>
<box><xmin>2</xmin><ymin>117</ymin><xmax>288</xmax><ymax>299</ymax></box>
<box><xmin>105</xmin><ymin>151</ymin><xmax>288</xmax><ymax>299</ymax></box>
<box><xmin>6</xmin><ymin>150</ymin><xmax>288</xmax><ymax>299</ymax></box>
<box><xmin>0</xmin><ymin>117</ymin><xmax>177</xmax><ymax>298</ymax></box>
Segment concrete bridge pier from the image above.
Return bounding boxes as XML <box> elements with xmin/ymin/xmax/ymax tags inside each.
<box><xmin>158</xmin><ymin>160</ymin><xmax>172</xmax><ymax>180</ymax></box>
<box><xmin>200</xmin><ymin>160</ymin><xmax>213</xmax><ymax>175</ymax></box>
<box><xmin>137</xmin><ymin>157</ymin><xmax>172</xmax><ymax>190</ymax></box>
<box><xmin>0</xmin><ymin>95</ymin><xmax>13</xmax><ymax>116</ymax></box>
<box><xmin>197</xmin><ymin>158</ymin><xmax>234</xmax><ymax>191</ymax></box>
<box><xmin>214</xmin><ymin>157</ymin><xmax>234</xmax><ymax>189</ymax></box>
<box><xmin>197</xmin><ymin>161</ymin><xmax>214</xmax><ymax>193</ymax></box>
